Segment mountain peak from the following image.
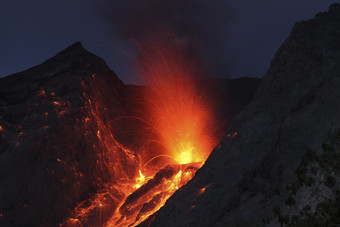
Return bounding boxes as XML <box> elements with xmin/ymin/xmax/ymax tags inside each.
<box><xmin>0</xmin><ymin>41</ymin><xmax>123</xmax><ymax>90</ymax></box>
<box><xmin>329</xmin><ymin>3</ymin><xmax>340</xmax><ymax>13</ymax></box>
<box><xmin>54</xmin><ymin>41</ymin><xmax>84</xmax><ymax>57</ymax></box>
<box><xmin>69</xmin><ymin>41</ymin><xmax>83</xmax><ymax>49</ymax></box>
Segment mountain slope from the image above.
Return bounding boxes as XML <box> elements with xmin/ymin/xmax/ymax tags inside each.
<box><xmin>147</xmin><ymin>3</ymin><xmax>340</xmax><ymax>226</ymax></box>
<box><xmin>0</xmin><ymin>42</ymin><xmax>126</xmax><ymax>226</ymax></box>
<box><xmin>0</xmin><ymin>42</ymin><xmax>260</xmax><ymax>226</ymax></box>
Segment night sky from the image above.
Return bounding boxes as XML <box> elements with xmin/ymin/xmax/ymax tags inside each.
<box><xmin>0</xmin><ymin>0</ymin><xmax>336</xmax><ymax>84</ymax></box>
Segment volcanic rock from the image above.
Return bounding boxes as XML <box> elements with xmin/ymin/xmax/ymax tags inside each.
<box><xmin>0</xmin><ymin>42</ymin><xmax>259</xmax><ymax>226</ymax></box>
<box><xmin>147</xmin><ymin>3</ymin><xmax>340</xmax><ymax>226</ymax></box>
<box><xmin>0</xmin><ymin>42</ymin><xmax>127</xmax><ymax>226</ymax></box>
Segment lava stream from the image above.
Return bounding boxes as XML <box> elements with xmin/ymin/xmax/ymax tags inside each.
<box><xmin>63</xmin><ymin>39</ymin><xmax>218</xmax><ymax>226</ymax></box>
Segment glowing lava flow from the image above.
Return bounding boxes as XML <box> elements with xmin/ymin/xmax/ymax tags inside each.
<box><xmin>63</xmin><ymin>42</ymin><xmax>218</xmax><ymax>226</ymax></box>
<box><xmin>106</xmin><ymin>43</ymin><xmax>217</xmax><ymax>226</ymax></box>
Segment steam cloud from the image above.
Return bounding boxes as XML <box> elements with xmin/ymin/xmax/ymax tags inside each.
<box><xmin>92</xmin><ymin>0</ymin><xmax>233</xmax><ymax>78</ymax></box>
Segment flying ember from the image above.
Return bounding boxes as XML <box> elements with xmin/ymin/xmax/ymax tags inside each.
<box><xmin>63</xmin><ymin>33</ymin><xmax>218</xmax><ymax>227</ymax></box>
<box><xmin>139</xmin><ymin>43</ymin><xmax>215</xmax><ymax>165</ymax></box>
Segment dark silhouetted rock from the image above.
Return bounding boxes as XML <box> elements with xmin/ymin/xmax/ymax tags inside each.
<box><xmin>0</xmin><ymin>42</ymin><xmax>127</xmax><ymax>226</ymax></box>
<box><xmin>0</xmin><ymin>42</ymin><xmax>259</xmax><ymax>226</ymax></box>
<box><xmin>147</xmin><ymin>3</ymin><xmax>340</xmax><ymax>226</ymax></box>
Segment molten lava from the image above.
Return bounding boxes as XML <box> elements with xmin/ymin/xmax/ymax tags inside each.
<box><xmin>63</xmin><ymin>41</ymin><xmax>218</xmax><ymax>226</ymax></box>
<box><xmin>138</xmin><ymin>44</ymin><xmax>216</xmax><ymax>166</ymax></box>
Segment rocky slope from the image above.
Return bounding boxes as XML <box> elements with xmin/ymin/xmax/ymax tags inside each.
<box><xmin>0</xmin><ymin>42</ymin><xmax>259</xmax><ymax>226</ymax></box>
<box><xmin>0</xmin><ymin>42</ymin><xmax>129</xmax><ymax>226</ymax></box>
<box><xmin>146</xmin><ymin>3</ymin><xmax>340</xmax><ymax>226</ymax></box>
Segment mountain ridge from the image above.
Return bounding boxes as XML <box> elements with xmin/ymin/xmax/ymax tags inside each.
<box><xmin>146</xmin><ymin>3</ymin><xmax>340</xmax><ymax>226</ymax></box>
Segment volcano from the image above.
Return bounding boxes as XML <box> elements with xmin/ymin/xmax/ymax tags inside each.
<box><xmin>2</xmin><ymin>3</ymin><xmax>340</xmax><ymax>226</ymax></box>
<box><xmin>145</xmin><ymin>3</ymin><xmax>340</xmax><ymax>226</ymax></box>
<box><xmin>0</xmin><ymin>42</ymin><xmax>259</xmax><ymax>226</ymax></box>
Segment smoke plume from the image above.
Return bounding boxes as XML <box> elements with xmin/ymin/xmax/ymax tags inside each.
<box><xmin>92</xmin><ymin>0</ymin><xmax>233</xmax><ymax>78</ymax></box>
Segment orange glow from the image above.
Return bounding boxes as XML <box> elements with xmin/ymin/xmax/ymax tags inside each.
<box><xmin>62</xmin><ymin>37</ymin><xmax>220</xmax><ymax>227</ymax></box>
<box><xmin>139</xmin><ymin>44</ymin><xmax>216</xmax><ymax>165</ymax></box>
<box><xmin>226</xmin><ymin>132</ymin><xmax>238</xmax><ymax>139</ymax></box>
<box><xmin>37</xmin><ymin>90</ymin><xmax>46</xmax><ymax>96</ymax></box>
<box><xmin>53</xmin><ymin>101</ymin><xmax>61</xmax><ymax>106</ymax></box>
<box><xmin>104</xmin><ymin>163</ymin><xmax>201</xmax><ymax>227</ymax></box>
<box><xmin>63</xmin><ymin>83</ymin><xmax>214</xmax><ymax>227</ymax></box>
<box><xmin>134</xmin><ymin>170</ymin><xmax>146</xmax><ymax>189</ymax></box>
<box><xmin>0</xmin><ymin>125</ymin><xmax>4</xmax><ymax>131</ymax></box>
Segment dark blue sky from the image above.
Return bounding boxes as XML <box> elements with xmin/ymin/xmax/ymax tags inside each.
<box><xmin>0</xmin><ymin>0</ymin><xmax>336</xmax><ymax>84</ymax></box>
